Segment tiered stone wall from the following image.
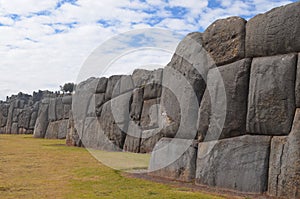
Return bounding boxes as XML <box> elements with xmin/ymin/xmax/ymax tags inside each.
<box><xmin>1</xmin><ymin>1</ymin><xmax>300</xmax><ymax>198</ymax></box>
<box><xmin>33</xmin><ymin>94</ymin><xmax>72</xmax><ymax>139</ymax></box>
<box><xmin>0</xmin><ymin>91</ymin><xmax>57</xmax><ymax>135</ymax></box>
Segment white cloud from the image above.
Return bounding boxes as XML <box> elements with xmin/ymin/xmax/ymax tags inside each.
<box><xmin>0</xmin><ymin>0</ymin><xmax>297</xmax><ymax>99</ymax></box>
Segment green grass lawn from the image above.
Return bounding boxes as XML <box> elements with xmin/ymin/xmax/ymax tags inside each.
<box><xmin>0</xmin><ymin>135</ymin><xmax>226</xmax><ymax>199</ymax></box>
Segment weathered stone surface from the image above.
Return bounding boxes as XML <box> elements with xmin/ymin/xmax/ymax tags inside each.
<box><xmin>62</xmin><ymin>95</ymin><xmax>72</xmax><ymax>105</ymax></box>
<box><xmin>66</xmin><ymin>111</ymin><xmax>81</xmax><ymax>147</ymax></box>
<box><xmin>295</xmin><ymin>53</ymin><xmax>300</xmax><ymax>107</ymax></box>
<box><xmin>98</xmin><ymin>93</ymin><xmax>131</xmax><ymax>149</ymax></box>
<box><xmin>81</xmin><ymin>117</ymin><xmax>121</xmax><ymax>151</ymax></box>
<box><xmin>0</xmin><ymin>104</ymin><xmax>9</xmax><ymax>127</ymax></box>
<box><xmin>63</xmin><ymin>104</ymin><xmax>71</xmax><ymax>119</ymax></box>
<box><xmin>119</xmin><ymin>75</ymin><xmax>134</xmax><ymax>96</ymax></box>
<box><xmin>203</xmin><ymin>17</ymin><xmax>246</xmax><ymax>66</ymax></box>
<box><xmin>11</xmin><ymin>122</ymin><xmax>18</xmax><ymax>134</ymax></box>
<box><xmin>105</xmin><ymin>75</ymin><xmax>122</xmax><ymax>101</ymax></box>
<box><xmin>160</xmin><ymin>66</ymin><xmax>199</xmax><ymax>140</ymax></box>
<box><xmin>247</xmin><ymin>54</ymin><xmax>296</xmax><ymax>135</ymax></box>
<box><xmin>48</xmin><ymin>98</ymin><xmax>56</xmax><ymax>121</ymax></box>
<box><xmin>149</xmin><ymin>138</ymin><xmax>197</xmax><ymax>182</ymax></box>
<box><xmin>12</xmin><ymin>108</ymin><xmax>21</xmax><ymax>122</ymax></box>
<box><xmin>95</xmin><ymin>93</ymin><xmax>106</xmax><ymax>117</ymax></box>
<box><xmin>18</xmin><ymin>108</ymin><xmax>31</xmax><ymax>129</ymax></box>
<box><xmin>44</xmin><ymin>120</ymin><xmax>68</xmax><ymax>139</ymax></box>
<box><xmin>123</xmin><ymin>121</ymin><xmax>142</xmax><ymax>153</ymax></box>
<box><xmin>268</xmin><ymin>109</ymin><xmax>300</xmax><ymax>198</ymax></box>
<box><xmin>140</xmin><ymin>98</ymin><xmax>160</xmax><ymax>130</ymax></box>
<box><xmin>5</xmin><ymin>103</ymin><xmax>14</xmax><ymax>133</ymax></box>
<box><xmin>33</xmin><ymin>103</ymin><xmax>49</xmax><ymax>138</ymax></box>
<box><xmin>29</xmin><ymin>111</ymin><xmax>37</xmax><ymax>129</ymax></box>
<box><xmin>95</xmin><ymin>77</ymin><xmax>108</xmax><ymax>93</ymax></box>
<box><xmin>132</xmin><ymin>69</ymin><xmax>163</xmax><ymax>100</ymax></box>
<box><xmin>246</xmin><ymin>2</ymin><xmax>300</xmax><ymax>57</ymax></box>
<box><xmin>72</xmin><ymin>77</ymin><xmax>98</xmax><ymax>140</ymax></box>
<box><xmin>140</xmin><ymin>130</ymin><xmax>164</xmax><ymax>153</ymax></box>
<box><xmin>129</xmin><ymin>88</ymin><xmax>144</xmax><ymax>121</ymax></box>
<box><xmin>55</xmin><ymin>97</ymin><xmax>64</xmax><ymax>120</ymax></box>
<box><xmin>167</xmin><ymin>33</ymin><xmax>208</xmax><ymax>103</ymax></box>
<box><xmin>196</xmin><ymin>135</ymin><xmax>271</xmax><ymax>193</ymax></box>
<box><xmin>197</xmin><ymin>59</ymin><xmax>251</xmax><ymax>141</ymax></box>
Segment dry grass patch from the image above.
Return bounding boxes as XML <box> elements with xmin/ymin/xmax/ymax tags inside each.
<box><xmin>0</xmin><ymin>135</ymin><xmax>225</xmax><ymax>199</ymax></box>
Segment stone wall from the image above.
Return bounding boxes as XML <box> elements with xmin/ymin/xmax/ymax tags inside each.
<box><xmin>1</xmin><ymin>1</ymin><xmax>300</xmax><ymax>198</ymax></box>
<box><xmin>0</xmin><ymin>91</ymin><xmax>58</xmax><ymax>135</ymax></box>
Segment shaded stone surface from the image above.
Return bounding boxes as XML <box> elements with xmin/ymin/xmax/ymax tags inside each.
<box><xmin>295</xmin><ymin>53</ymin><xmax>300</xmax><ymax>107</ymax></box>
<box><xmin>123</xmin><ymin>121</ymin><xmax>142</xmax><ymax>153</ymax></box>
<box><xmin>246</xmin><ymin>2</ymin><xmax>300</xmax><ymax>57</ymax></box>
<box><xmin>203</xmin><ymin>17</ymin><xmax>246</xmax><ymax>66</ymax></box>
<box><xmin>129</xmin><ymin>88</ymin><xmax>144</xmax><ymax>121</ymax></box>
<box><xmin>44</xmin><ymin>120</ymin><xmax>68</xmax><ymax>139</ymax></box>
<box><xmin>140</xmin><ymin>98</ymin><xmax>160</xmax><ymax>130</ymax></box>
<box><xmin>98</xmin><ymin>93</ymin><xmax>132</xmax><ymax>150</ymax></box>
<box><xmin>95</xmin><ymin>77</ymin><xmax>108</xmax><ymax>93</ymax></box>
<box><xmin>268</xmin><ymin>109</ymin><xmax>300</xmax><ymax>198</ymax></box>
<box><xmin>33</xmin><ymin>103</ymin><xmax>49</xmax><ymax>138</ymax></box>
<box><xmin>149</xmin><ymin>138</ymin><xmax>197</xmax><ymax>182</ymax></box>
<box><xmin>105</xmin><ymin>75</ymin><xmax>122</xmax><ymax>101</ymax></box>
<box><xmin>246</xmin><ymin>54</ymin><xmax>296</xmax><ymax>135</ymax></box>
<box><xmin>196</xmin><ymin>135</ymin><xmax>271</xmax><ymax>193</ymax></box>
<box><xmin>81</xmin><ymin>117</ymin><xmax>121</xmax><ymax>151</ymax></box>
<box><xmin>62</xmin><ymin>95</ymin><xmax>72</xmax><ymax>105</ymax></box>
<box><xmin>55</xmin><ymin>97</ymin><xmax>64</xmax><ymax>120</ymax></box>
<box><xmin>197</xmin><ymin>59</ymin><xmax>251</xmax><ymax>141</ymax></box>
<box><xmin>48</xmin><ymin>98</ymin><xmax>56</xmax><ymax>121</ymax></box>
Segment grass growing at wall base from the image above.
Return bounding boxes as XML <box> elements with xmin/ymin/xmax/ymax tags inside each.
<box><xmin>0</xmin><ymin>135</ymin><xmax>224</xmax><ymax>199</ymax></box>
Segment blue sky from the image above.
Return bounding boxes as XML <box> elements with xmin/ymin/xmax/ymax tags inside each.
<box><xmin>0</xmin><ymin>0</ymin><xmax>297</xmax><ymax>99</ymax></box>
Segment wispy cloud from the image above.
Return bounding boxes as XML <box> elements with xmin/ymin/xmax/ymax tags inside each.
<box><xmin>0</xmin><ymin>0</ymin><xmax>297</xmax><ymax>99</ymax></box>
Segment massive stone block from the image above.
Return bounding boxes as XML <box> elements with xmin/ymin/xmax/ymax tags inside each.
<box><xmin>132</xmin><ymin>69</ymin><xmax>163</xmax><ymax>100</ymax></box>
<box><xmin>98</xmin><ymin>93</ymin><xmax>131</xmax><ymax>150</ymax></box>
<box><xmin>81</xmin><ymin>117</ymin><xmax>121</xmax><ymax>151</ymax></box>
<box><xmin>123</xmin><ymin>121</ymin><xmax>142</xmax><ymax>153</ymax></box>
<box><xmin>44</xmin><ymin>120</ymin><xmax>68</xmax><ymax>139</ymax></box>
<box><xmin>197</xmin><ymin>59</ymin><xmax>251</xmax><ymax>141</ymax></box>
<box><xmin>268</xmin><ymin>109</ymin><xmax>300</xmax><ymax>198</ymax></box>
<box><xmin>33</xmin><ymin>103</ymin><xmax>49</xmax><ymax>138</ymax></box>
<box><xmin>48</xmin><ymin>98</ymin><xmax>56</xmax><ymax>122</ymax></box>
<box><xmin>247</xmin><ymin>54</ymin><xmax>296</xmax><ymax>135</ymax></box>
<box><xmin>148</xmin><ymin>138</ymin><xmax>197</xmax><ymax>182</ymax></box>
<box><xmin>196</xmin><ymin>135</ymin><xmax>271</xmax><ymax>193</ymax></box>
<box><xmin>55</xmin><ymin>97</ymin><xmax>64</xmax><ymax>120</ymax></box>
<box><xmin>140</xmin><ymin>98</ymin><xmax>160</xmax><ymax>130</ymax></box>
<box><xmin>105</xmin><ymin>75</ymin><xmax>122</xmax><ymax>101</ymax></box>
<box><xmin>203</xmin><ymin>17</ymin><xmax>246</xmax><ymax>66</ymax></box>
<box><xmin>29</xmin><ymin>111</ymin><xmax>38</xmax><ymax>129</ymax></box>
<box><xmin>246</xmin><ymin>2</ymin><xmax>300</xmax><ymax>57</ymax></box>
<box><xmin>0</xmin><ymin>104</ymin><xmax>9</xmax><ymax>127</ymax></box>
<box><xmin>18</xmin><ymin>108</ymin><xmax>31</xmax><ymax>129</ymax></box>
<box><xmin>95</xmin><ymin>77</ymin><xmax>108</xmax><ymax>94</ymax></box>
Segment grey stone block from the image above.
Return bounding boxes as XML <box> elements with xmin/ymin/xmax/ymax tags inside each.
<box><xmin>268</xmin><ymin>109</ymin><xmax>300</xmax><ymax>198</ymax></box>
<box><xmin>195</xmin><ymin>135</ymin><xmax>271</xmax><ymax>193</ymax></box>
<box><xmin>148</xmin><ymin>138</ymin><xmax>197</xmax><ymax>182</ymax></box>
<box><xmin>246</xmin><ymin>2</ymin><xmax>300</xmax><ymax>57</ymax></box>
<box><xmin>247</xmin><ymin>54</ymin><xmax>296</xmax><ymax>135</ymax></box>
<box><xmin>33</xmin><ymin>103</ymin><xmax>49</xmax><ymax>138</ymax></box>
<box><xmin>203</xmin><ymin>17</ymin><xmax>246</xmax><ymax>66</ymax></box>
<box><xmin>197</xmin><ymin>59</ymin><xmax>251</xmax><ymax>141</ymax></box>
